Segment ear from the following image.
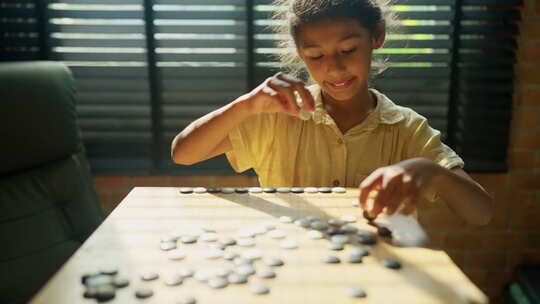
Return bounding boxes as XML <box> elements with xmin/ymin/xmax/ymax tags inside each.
<box><xmin>372</xmin><ymin>22</ymin><xmax>386</xmax><ymax>49</ymax></box>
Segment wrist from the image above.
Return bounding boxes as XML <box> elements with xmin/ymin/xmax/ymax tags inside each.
<box><xmin>231</xmin><ymin>94</ymin><xmax>256</xmax><ymax>118</ymax></box>
<box><xmin>429</xmin><ymin>162</ymin><xmax>450</xmax><ymax>193</ymax></box>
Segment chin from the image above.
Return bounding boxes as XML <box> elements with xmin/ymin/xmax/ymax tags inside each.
<box><xmin>324</xmin><ymin>89</ymin><xmax>360</xmax><ymax>102</ymax></box>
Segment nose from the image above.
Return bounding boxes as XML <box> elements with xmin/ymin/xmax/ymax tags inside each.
<box><xmin>326</xmin><ymin>54</ymin><xmax>346</xmax><ymax>76</ymax></box>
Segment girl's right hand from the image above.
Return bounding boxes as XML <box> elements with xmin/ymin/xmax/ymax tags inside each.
<box><xmin>244</xmin><ymin>72</ymin><xmax>316</xmax><ymax>116</ymax></box>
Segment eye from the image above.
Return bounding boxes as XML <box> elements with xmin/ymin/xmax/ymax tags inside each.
<box><xmin>309</xmin><ymin>55</ymin><xmax>323</xmax><ymax>60</ymax></box>
<box><xmin>342</xmin><ymin>47</ymin><xmax>357</xmax><ymax>54</ymax></box>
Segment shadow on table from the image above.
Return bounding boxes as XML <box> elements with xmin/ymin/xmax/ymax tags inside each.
<box><xmin>214</xmin><ymin>193</ymin><xmax>484</xmax><ymax>304</ymax></box>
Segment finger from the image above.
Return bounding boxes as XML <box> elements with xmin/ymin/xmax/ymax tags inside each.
<box><xmin>399</xmin><ymin>175</ymin><xmax>420</xmax><ymax>215</ymax></box>
<box><xmin>383</xmin><ymin>174</ymin><xmax>404</xmax><ymax>215</ymax></box>
<box><xmin>359</xmin><ymin>169</ymin><xmax>383</xmax><ymax>210</ymax></box>
<box><xmin>262</xmin><ymin>86</ymin><xmax>289</xmax><ymax>112</ymax></box>
<box><xmin>399</xmin><ymin>193</ymin><xmax>419</xmax><ymax>215</ymax></box>
<box><xmin>268</xmin><ymin>78</ymin><xmax>300</xmax><ymax>115</ymax></box>
<box><xmin>371</xmin><ymin>170</ymin><xmax>401</xmax><ymax>217</ymax></box>
<box><xmin>277</xmin><ymin>74</ymin><xmax>315</xmax><ymax>111</ymax></box>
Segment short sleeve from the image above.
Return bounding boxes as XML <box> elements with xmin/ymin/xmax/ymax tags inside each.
<box><xmin>225</xmin><ymin>113</ymin><xmax>277</xmax><ymax>173</ymax></box>
<box><xmin>406</xmin><ymin>114</ymin><xmax>465</xmax><ymax>201</ymax></box>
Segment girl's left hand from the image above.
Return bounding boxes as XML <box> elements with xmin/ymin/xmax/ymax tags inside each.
<box><xmin>358</xmin><ymin>157</ymin><xmax>442</xmax><ymax>219</ymax></box>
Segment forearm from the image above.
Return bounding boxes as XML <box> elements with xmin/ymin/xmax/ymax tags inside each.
<box><xmin>171</xmin><ymin>95</ymin><xmax>252</xmax><ymax>164</ymax></box>
<box><xmin>431</xmin><ymin>166</ymin><xmax>493</xmax><ymax>226</ymax></box>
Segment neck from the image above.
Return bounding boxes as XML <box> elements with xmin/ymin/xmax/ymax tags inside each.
<box><xmin>321</xmin><ymin>86</ymin><xmax>376</xmax><ymax>118</ymax></box>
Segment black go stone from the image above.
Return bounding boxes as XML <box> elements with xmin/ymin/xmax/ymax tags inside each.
<box><xmin>95</xmin><ymin>284</ymin><xmax>116</xmax><ymax>302</ymax></box>
<box><xmin>381</xmin><ymin>259</ymin><xmax>401</xmax><ymax>269</ymax></box>
<box><xmin>327</xmin><ymin>228</ymin><xmax>342</xmax><ymax>236</ymax></box>
<box><xmin>363</xmin><ymin>210</ymin><xmax>376</xmax><ymax>221</ymax></box>
<box><xmin>180</xmin><ymin>188</ymin><xmax>193</xmax><ymax>194</ymax></box>
<box><xmin>357</xmin><ymin>235</ymin><xmax>377</xmax><ymax>245</ymax></box>
<box><xmin>83</xmin><ymin>286</ymin><xmax>98</xmax><ymax>299</ymax></box>
<box><xmin>207</xmin><ymin>188</ymin><xmax>222</xmax><ymax>194</ymax></box>
<box><xmin>318</xmin><ymin>187</ymin><xmax>332</xmax><ymax>193</ymax></box>
<box><xmin>81</xmin><ymin>272</ymin><xmax>100</xmax><ymax>285</ymax></box>
<box><xmin>235</xmin><ymin>188</ymin><xmax>248</xmax><ymax>194</ymax></box>
<box><xmin>378</xmin><ymin>227</ymin><xmax>392</xmax><ymax>238</ymax></box>
<box><xmin>263</xmin><ymin>187</ymin><xmax>277</xmax><ymax>193</ymax></box>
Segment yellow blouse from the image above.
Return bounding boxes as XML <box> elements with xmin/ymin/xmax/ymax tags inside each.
<box><xmin>226</xmin><ymin>85</ymin><xmax>464</xmax><ymax>201</ymax></box>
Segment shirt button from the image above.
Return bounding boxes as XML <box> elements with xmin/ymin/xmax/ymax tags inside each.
<box><xmin>333</xmin><ymin>180</ymin><xmax>340</xmax><ymax>186</ymax></box>
<box><xmin>337</xmin><ymin>138</ymin><xmax>344</xmax><ymax>144</ymax></box>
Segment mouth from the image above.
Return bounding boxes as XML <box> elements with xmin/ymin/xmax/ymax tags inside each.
<box><xmin>325</xmin><ymin>77</ymin><xmax>356</xmax><ymax>90</ymax></box>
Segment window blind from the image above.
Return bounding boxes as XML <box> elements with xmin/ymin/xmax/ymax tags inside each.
<box><xmin>0</xmin><ymin>0</ymin><xmax>521</xmax><ymax>174</ymax></box>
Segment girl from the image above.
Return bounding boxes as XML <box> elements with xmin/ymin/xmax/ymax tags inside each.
<box><xmin>171</xmin><ymin>0</ymin><xmax>493</xmax><ymax>226</ymax></box>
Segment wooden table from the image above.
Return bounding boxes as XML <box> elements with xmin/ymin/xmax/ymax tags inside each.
<box><xmin>30</xmin><ymin>187</ymin><xmax>488</xmax><ymax>304</ymax></box>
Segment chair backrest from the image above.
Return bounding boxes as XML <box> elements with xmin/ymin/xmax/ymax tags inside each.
<box><xmin>0</xmin><ymin>61</ymin><xmax>104</xmax><ymax>304</ymax></box>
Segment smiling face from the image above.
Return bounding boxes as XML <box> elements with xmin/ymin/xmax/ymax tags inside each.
<box><xmin>296</xmin><ymin>17</ymin><xmax>385</xmax><ymax>103</ymax></box>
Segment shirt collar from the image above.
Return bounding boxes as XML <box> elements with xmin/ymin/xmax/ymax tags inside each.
<box><xmin>306</xmin><ymin>84</ymin><xmax>404</xmax><ymax>126</ymax></box>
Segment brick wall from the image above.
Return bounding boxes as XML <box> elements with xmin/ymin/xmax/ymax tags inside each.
<box><xmin>92</xmin><ymin>2</ymin><xmax>540</xmax><ymax>302</ymax></box>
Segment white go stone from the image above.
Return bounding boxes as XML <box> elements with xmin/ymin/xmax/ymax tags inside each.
<box><xmin>332</xmin><ymin>187</ymin><xmax>347</xmax><ymax>193</ymax></box>
<box><xmin>164</xmin><ymin>274</ymin><xmax>183</xmax><ymax>286</ymax></box>
<box><xmin>194</xmin><ymin>270</ymin><xmax>212</xmax><ymax>282</ymax></box>
<box><xmin>208</xmin><ymin>277</ymin><xmax>229</xmax><ymax>289</ymax></box>
<box><xmin>248</xmin><ymin>187</ymin><xmax>263</xmax><ymax>193</ymax></box>
<box><xmin>167</xmin><ymin>249</ymin><xmax>186</xmax><ymax>260</ymax></box>
<box><xmin>203</xmin><ymin>248</ymin><xmax>223</xmax><ymax>259</ymax></box>
<box><xmin>256</xmin><ymin>268</ymin><xmax>276</xmax><ymax>279</ymax></box>
<box><xmin>228</xmin><ymin>273</ymin><xmax>248</xmax><ymax>284</ymax></box>
<box><xmin>279</xmin><ymin>239</ymin><xmax>298</xmax><ymax>249</ymax></box>
<box><xmin>141</xmin><ymin>271</ymin><xmax>159</xmax><ymax>281</ymax></box>
<box><xmin>236</xmin><ymin>265</ymin><xmax>256</xmax><ymax>276</ymax></box>
<box><xmin>268</xmin><ymin>230</ymin><xmax>286</xmax><ymax>239</ymax></box>
<box><xmin>311</xmin><ymin>221</ymin><xmax>328</xmax><ymax>230</ymax></box>
<box><xmin>161</xmin><ymin>234</ymin><xmax>178</xmax><ymax>243</ymax></box>
<box><xmin>304</xmin><ymin>187</ymin><xmax>319</xmax><ymax>193</ymax></box>
<box><xmin>331</xmin><ymin>234</ymin><xmax>350</xmax><ymax>244</ymax></box>
<box><xmin>177</xmin><ymin>296</ymin><xmax>197</xmax><ymax>304</ymax></box>
<box><xmin>306</xmin><ymin>215</ymin><xmax>321</xmax><ymax>222</ymax></box>
<box><xmin>262</xmin><ymin>223</ymin><xmax>277</xmax><ymax>231</ymax></box>
<box><xmin>242</xmin><ymin>249</ymin><xmax>263</xmax><ymax>261</ymax></box>
<box><xmin>264</xmin><ymin>258</ymin><xmax>284</xmax><ymax>267</ymax></box>
<box><xmin>214</xmin><ymin>268</ymin><xmax>232</xmax><ymax>278</ymax></box>
<box><xmin>328</xmin><ymin>219</ymin><xmax>345</xmax><ymax>227</ymax></box>
<box><xmin>295</xmin><ymin>218</ymin><xmax>311</xmax><ymax>228</ymax></box>
<box><xmin>169</xmin><ymin>229</ymin><xmax>186</xmax><ymax>240</ymax></box>
<box><xmin>223</xmin><ymin>252</ymin><xmax>239</xmax><ymax>261</ymax></box>
<box><xmin>179</xmin><ymin>269</ymin><xmax>194</xmax><ymax>278</ymax></box>
<box><xmin>221</xmin><ymin>187</ymin><xmax>235</xmax><ymax>194</ymax></box>
<box><xmin>233</xmin><ymin>257</ymin><xmax>253</xmax><ymax>266</ymax></box>
<box><xmin>201</xmin><ymin>232</ymin><xmax>219</xmax><ymax>242</ymax></box>
<box><xmin>181</xmin><ymin>235</ymin><xmax>198</xmax><ymax>244</ymax></box>
<box><xmin>237</xmin><ymin>237</ymin><xmax>256</xmax><ymax>247</ymax></box>
<box><xmin>193</xmin><ymin>187</ymin><xmax>207</xmax><ymax>193</ymax></box>
<box><xmin>277</xmin><ymin>187</ymin><xmax>291</xmax><ymax>193</ymax></box>
<box><xmin>327</xmin><ymin>242</ymin><xmax>344</xmax><ymax>251</ymax></box>
<box><xmin>340</xmin><ymin>215</ymin><xmax>357</xmax><ymax>223</ymax></box>
<box><xmin>307</xmin><ymin>230</ymin><xmax>324</xmax><ymax>239</ymax></box>
<box><xmin>252</xmin><ymin>226</ymin><xmax>267</xmax><ymax>235</ymax></box>
<box><xmin>279</xmin><ymin>216</ymin><xmax>294</xmax><ymax>223</ymax></box>
<box><xmin>160</xmin><ymin>241</ymin><xmax>177</xmax><ymax>251</ymax></box>
<box><xmin>250</xmin><ymin>283</ymin><xmax>270</xmax><ymax>295</ymax></box>
<box><xmin>219</xmin><ymin>237</ymin><xmax>237</xmax><ymax>246</ymax></box>
<box><xmin>347</xmin><ymin>287</ymin><xmax>367</xmax><ymax>298</ymax></box>
<box><xmin>208</xmin><ymin>243</ymin><xmax>226</xmax><ymax>250</ymax></box>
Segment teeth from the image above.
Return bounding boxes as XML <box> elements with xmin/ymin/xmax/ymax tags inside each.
<box><xmin>331</xmin><ymin>80</ymin><xmax>349</xmax><ymax>87</ymax></box>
